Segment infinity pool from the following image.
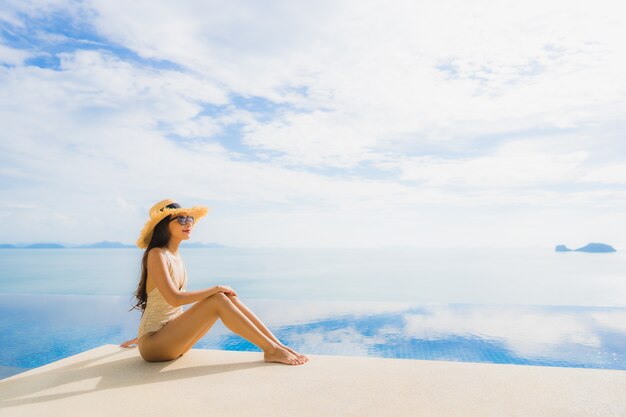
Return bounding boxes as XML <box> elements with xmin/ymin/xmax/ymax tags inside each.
<box><xmin>1</xmin><ymin>293</ymin><xmax>625</xmax><ymax>380</ymax></box>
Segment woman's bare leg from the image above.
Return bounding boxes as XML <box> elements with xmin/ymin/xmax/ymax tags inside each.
<box><xmin>178</xmin><ymin>294</ymin><xmax>308</xmax><ymax>362</ymax></box>
<box><xmin>209</xmin><ymin>295</ymin><xmax>306</xmax><ymax>365</ymax></box>
<box><xmin>226</xmin><ymin>294</ymin><xmax>309</xmax><ymax>362</ymax></box>
<box><xmin>138</xmin><ymin>293</ymin><xmax>305</xmax><ymax>365</ymax></box>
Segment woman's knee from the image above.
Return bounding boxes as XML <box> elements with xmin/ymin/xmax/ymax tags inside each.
<box><xmin>203</xmin><ymin>292</ymin><xmax>231</xmax><ymax>310</ymax></box>
<box><xmin>209</xmin><ymin>292</ymin><xmax>230</xmax><ymax>302</ymax></box>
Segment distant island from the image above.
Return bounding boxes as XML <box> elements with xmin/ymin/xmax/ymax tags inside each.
<box><xmin>0</xmin><ymin>241</ymin><xmax>228</xmax><ymax>249</ymax></box>
<box><xmin>555</xmin><ymin>243</ymin><xmax>616</xmax><ymax>253</ymax></box>
<box><xmin>0</xmin><ymin>243</ymin><xmax>67</xmax><ymax>249</ymax></box>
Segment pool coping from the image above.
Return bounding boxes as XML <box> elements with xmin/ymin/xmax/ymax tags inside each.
<box><xmin>1</xmin><ymin>344</ymin><xmax>625</xmax><ymax>416</ymax></box>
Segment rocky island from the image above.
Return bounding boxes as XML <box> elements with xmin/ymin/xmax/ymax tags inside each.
<box><xmin>555</xmin><ymin>243</ymin><xmax>616</xmax><ymax>253</ymax></box>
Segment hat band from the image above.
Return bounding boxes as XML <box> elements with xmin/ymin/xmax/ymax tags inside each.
<box><xmin>160</xmin><ymin>202</ymin><xmax>181</xmax><ymax>211</ymax></box>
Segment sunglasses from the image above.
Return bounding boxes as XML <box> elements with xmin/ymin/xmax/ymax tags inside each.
<box><xmin>170</xmin><ymin>216</ymin><xmax>195</xmax><ymax>226</ymax></box>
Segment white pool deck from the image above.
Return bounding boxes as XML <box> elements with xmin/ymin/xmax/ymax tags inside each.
<box><xmin>1</xmin><ymin>344</ymin><xmax>625</xmax><ymax>417</ymax></box>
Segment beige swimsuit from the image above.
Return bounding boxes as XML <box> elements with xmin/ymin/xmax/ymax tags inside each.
<box><xmin>137</xmin><ymin>248</ymin><xmax>188</xmax><ymax>340</ymax></box>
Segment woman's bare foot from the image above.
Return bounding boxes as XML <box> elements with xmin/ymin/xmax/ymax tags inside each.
<box><xmin>264</xmin><ymin>345</ymin><xmax>306</xmax><ymax>365</ymax></box>
<box><xmin>280</xmin><ymin>344</ymin><xmax>309</xmax><ymax>362</ymax></box>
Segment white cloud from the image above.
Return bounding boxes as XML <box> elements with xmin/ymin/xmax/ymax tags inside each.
<box><xmin>0</xmin><ymin>42</ymin><xmax>31</xmax><ymax>65</ymax></box>
<box><xmin>1</xmin><ymin>0</ymin><xmax>625</xmax><ymax>248</ymax></box>
<box><xmin>582</xmin><ymin>163</ymin><xmax>626</xmax><ymax>184</ymax></box>
<box><xmin>83</xmin><ymin>0</ymin><xmax>626</xmax><ymax>149</ymax></box>
<box><xmin>397</xmin><ymin>141</ymin><xmax>589</xmax><ymax>188</ymax></box>
<box><xmin>591</xmin><ymin>311</ymin><xmax>626</xmax><ymax>333</ymax></box>
<box><xmin>242</xmin><ymin>110</ymin><xmax>381</xmax><ymax>168</ymax></box>
<box><xmin>116</xmin><ymin>196</ymin><xmax>137</xmax><ymax>212</ymax></box>
<box><xmin>403</xmin><ymin>306</ymin><xmax>601</xmax><ymax>357</ymax></box>
<box><xmin>287</xmin><ymin>326</ymin><xmax>384</xmax><ymax>356</ymax></box>
<box><xmin>242</xmin><ymin>299</ymin><xmax>413</xmax><ymax>326</ymax></box>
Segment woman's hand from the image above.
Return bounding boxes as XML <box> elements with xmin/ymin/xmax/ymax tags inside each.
<box><xmin>120</xmin><ymin>337</ymin><xmax>138</xmax><ymax>348</ymax></box>
<box><xmin>217</xmin><ymin>285</ymin><xmax>237</xmax><ymax>296</ymax></box>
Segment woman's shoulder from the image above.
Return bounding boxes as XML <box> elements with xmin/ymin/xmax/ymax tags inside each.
<box><xmin>147</xmin><ymin>247</ymin><xmax>168</xmax><ymax>260</ymax></box>
<box><xmin>147</xmin><ymin>248</ymin><xmax>173</xmax><ymax>272</ymax></box>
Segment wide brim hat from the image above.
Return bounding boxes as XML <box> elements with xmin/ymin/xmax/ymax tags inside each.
<box><xmin>136</xmin><ymin>198</ymin><xmax>209</xmax><ymax>249</ymax></box>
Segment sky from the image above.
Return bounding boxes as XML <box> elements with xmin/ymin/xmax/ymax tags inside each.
<box><xmin>1</xmin><ymin>0</ymin><xmax>625</xmax><ymax>248</ymax></box>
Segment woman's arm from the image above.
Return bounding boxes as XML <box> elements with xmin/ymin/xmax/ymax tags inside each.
<box><xmin>120</xmin><ymin>337</ymin><xmax>138</xmax><ymax>348</ymax></box>
<box><xmin>175</xmin><ymin>286</ymin><xmax>226</xmax><ymax>306</ymax></box>
<box><xmin>147</xmin><ymin>248</ymin><xmax>234</xmax><ymax>307</ymax></box>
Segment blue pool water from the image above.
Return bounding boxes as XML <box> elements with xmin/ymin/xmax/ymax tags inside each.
<box><xmin>1</xmin><ymin>247</ymin><xmax>625</xmax><ymax>379</ymax></box>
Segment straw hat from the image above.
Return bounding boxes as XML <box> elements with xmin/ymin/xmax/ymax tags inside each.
<box><xmin>136</xmin><ymin>198</ymin><xmax>209</xmax><ymax>249</ymax></box>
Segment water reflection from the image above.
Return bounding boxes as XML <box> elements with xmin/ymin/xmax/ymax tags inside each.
<box><xmin>1</xmin><ymin>294</ymin><xmax>625</xmax><ymax>380</ymax></box>
<box><xmin>200</xmin><ymin>301</ymin><xmax>626</xmax><ymax>370</ymax></box>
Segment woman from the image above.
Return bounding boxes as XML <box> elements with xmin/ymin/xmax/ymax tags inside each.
<box><xmin>119</xmin><ymin>198</ymin><xmax>308</xmax><ymax>365</ymax></box>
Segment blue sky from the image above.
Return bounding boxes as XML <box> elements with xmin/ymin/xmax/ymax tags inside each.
<box><xmin>1</xmin><ymin>0</ymin><xmax>625</xmax><ymax>248</ymax></box>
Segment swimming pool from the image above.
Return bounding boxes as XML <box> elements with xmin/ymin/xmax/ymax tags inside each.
<box><xmin>2</xmin><ymin>247</ymin><xmax>625</xmax><ymax>379</ymax></box>
<box><xmin>1</xmin><ymin>292</ymin><xmax>625</xmax><ymax>380</ymax></box>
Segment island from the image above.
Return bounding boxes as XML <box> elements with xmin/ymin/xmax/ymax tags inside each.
<box><xmin>25</xmin><ymin>243</ymin><xmax>66</xmax><ymax>249</ymax></box>
<box><xmin>555</xmin><ymin>243</ymin><xmax>616</xmax><ymax>253</ymax></box>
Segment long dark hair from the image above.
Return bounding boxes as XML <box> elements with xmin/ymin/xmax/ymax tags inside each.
<box><xmin>128</xmin><ymin>215</ymin><xmax>173</xmax><ymax>314</ymax></box>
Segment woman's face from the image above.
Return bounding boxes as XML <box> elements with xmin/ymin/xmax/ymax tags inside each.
<box><xmin>168</xmin><ymin>213</ymin><xmax>194</xmax><ymax>241</ymax></box>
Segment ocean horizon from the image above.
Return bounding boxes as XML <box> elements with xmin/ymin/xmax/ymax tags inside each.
<box><xmin>1</xmin><ymin>246</ymin><xmax>624</xmax><ymax>307</ymax></box>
